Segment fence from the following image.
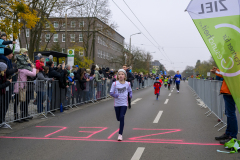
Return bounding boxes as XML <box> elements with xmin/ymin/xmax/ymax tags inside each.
<box><xmin>188</xmin><ymin>78</ymin><xmax>240</xmax><ymax>132</ymax></box>
<box><xmin>0</xmin><ymin>78</ymin><xmax>154</xmax><ymax>129</ymax></box>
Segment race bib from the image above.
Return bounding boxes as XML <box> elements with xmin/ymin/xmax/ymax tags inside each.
<box><xmin>177</xmin><ymin>78</ymin><xmax>180</xmax><ymax>81</ymax></box>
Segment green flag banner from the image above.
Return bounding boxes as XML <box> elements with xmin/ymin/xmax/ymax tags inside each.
<box><xmin>187</xmin><ymin>0</ymin><xmax>240</xmax><ymax>112</ymax></box>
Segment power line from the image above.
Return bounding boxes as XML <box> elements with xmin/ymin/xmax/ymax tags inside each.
<box><xmin>111</xmin><ymin>0</ymin><xmax>170</xmax><ymax>62</ymax></box>
<box><xmin>122</xmin><ymin>0</ymin><xmax>172</xmax><ymax>63</ymax></box>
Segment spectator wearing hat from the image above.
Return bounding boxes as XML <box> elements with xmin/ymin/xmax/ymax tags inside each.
<box><xmin>15</xmin><ymin>48</ymin><xmax>32</xmax><ymax>71</ymax></box>
<box><xmin>0</xmin><ymin>32</ymin><xmax>16</xmax><ymax>55</ymax></box>
<box><xmin>0</xmin><ymin>62</ymin><xmax>12</xmax><ymax>128</ymax></box>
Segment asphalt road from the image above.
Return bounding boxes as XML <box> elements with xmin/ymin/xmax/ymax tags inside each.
<box><xmin>0</xmin><ymin>82</ymin><xmax>239</xmax><ymax>160</ymax></box>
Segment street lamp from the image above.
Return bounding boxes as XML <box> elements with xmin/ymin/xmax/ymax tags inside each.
<box><xmin>124</xmin><ymin>53</ymin><xmax>127</xmax><ymax>64</ymax></box>
<box><xmin>65</xmin><ymin>4</ymin><xmax>84</xmax><ymax>54</ymax></box>
<box><xmin>129</xmin><ymin>32</ymin><xmax>141</xmax><ymax>54</ymax></box>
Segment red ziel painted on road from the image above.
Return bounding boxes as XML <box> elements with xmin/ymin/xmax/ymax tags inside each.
<box><xmin>0</xmin><ymin>126</ymin><xmax>221</xmax><ymax>146</ymax></box>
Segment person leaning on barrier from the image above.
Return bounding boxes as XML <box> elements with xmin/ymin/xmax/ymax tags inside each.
<box><xmin>35</xmin><ymin>66</ymin><xmax>53</xmax><ymax>113</ymax></box>
<box><xmin>0</xmin><ymin>62</ymin><xmax>12</xmax><ymax>128</ymax></box>
<box><xmin>211</xmin><ymin>66</ymin><xmax>238</xmax><ymax>145</ymax></box>
<box><xmin>13</xmin><ymin>62</ymin><xmax>38</xmax><ymax>122</ymax></box>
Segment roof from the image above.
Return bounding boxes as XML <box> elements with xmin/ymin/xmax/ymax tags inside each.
<box><xmin>34</xmin><ymin>51</ymin><xmax>67</xmax><ymax>59</ymax></box>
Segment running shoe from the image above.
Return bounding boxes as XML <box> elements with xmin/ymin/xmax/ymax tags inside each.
<box><xmin>118</xmin><ymin>134</ymin><xmax>123</xmax><ymax>141</ymax></box>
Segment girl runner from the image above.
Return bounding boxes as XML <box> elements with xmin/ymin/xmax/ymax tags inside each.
<box><xmin>110</xmin><ymin>69</ymin><xmax>132</xmax><ymax>141</ymax></box>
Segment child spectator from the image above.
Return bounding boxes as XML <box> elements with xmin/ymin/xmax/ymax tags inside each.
<box><xmin>15</xmin><ymin>48</ymin><xmax>32</xmax><ymax>71</ymax></box>
<box><xmin>0</xmin><ymin>32</ymin><xmax>16</xmax><ymax>55</ymax></box>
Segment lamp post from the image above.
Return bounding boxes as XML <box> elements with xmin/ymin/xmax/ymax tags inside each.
<box><xmin>65</xmin><ymin>4</ymin><xmax>84</xmax><ymax>54</ymax></box>
<box><xmin>124</xmin><ymin>53</ymin><xmax>127</xmax><ymax>64</ymax></box>
<box><xmin>129</xmin><ymin>32</ymin><xmax>141</xmax><ymax>54</ymax></box>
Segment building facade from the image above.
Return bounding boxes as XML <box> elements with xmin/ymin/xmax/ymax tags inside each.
<box><xmin>20</xmin><ymin>17</ymin><xmax>125</xmax><ymax>69</ymax></box>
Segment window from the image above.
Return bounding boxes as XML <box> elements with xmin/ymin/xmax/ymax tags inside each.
<box><xmin>62</xmin><ymin>22</ymin><xmax>65</xmax><ymax>28</ymax></box>
<box><xmin>98</xmin><ymin>36</ymin><xmax>102</xmax><ymax>45</ymax></box>
<box><xmin>62</xmin><ymin>48</ymin><xmax>65</xmax><ymax>53</ymax></box>
<box><xmin>62</xmin><ymin>34</ymin><xmax>65</xmax><ymax>42</ymax></box>
<box><xmin>102</xmin><ymin>51</ymin><xmax>105</xmax><ymax>59</ymax></box>
<box><xmin>45</xmin><ymin>22</ymin><xmax>50</xmax><ymax>28</ymax></box>
<box><xmin>79</xmin><ymin>33</ymin><xmax>83</xmax><ymax>42</ymax></box>
<box><xmin>45</xmin><ymin>34</ymin><xmax>50</xmax><ymax>42</ymax></box>
<box><xmin>79</xmin><ymin>21</ymin><xmax>84</xmax><ymax>28</ymax></box>
<box><xmin>71</xmin><ymin>21</ymin><xmax>76</xmax><ymax>28</ymax></box>
<box><xmin>26</xmin><ymin>44</ymin><xmax>29</xmax><ymax>49</ymax></box>
<box><xmin>53</xmin><ymin>22</ymin><xmax>59</xmax><ymax>28</ymax></box>
<box><xmin>79</xmin><ymin>50</ymin><xmax>84</xmax><ymax>56</ymax></box>
<box><xmin>106</xmin><ymin>52</ymin><xmax>109</xmax><ymax>60</ymax></box>
<box><xmin>53</xmin><ymin>34</ymin><xmax>58</xmax><ymax>42</ymax></box>
<box><xmin>70</xmin><ymin>34</ymin><xmax>75</xmax><ymax>42</ymax></box>
<box><xmin>26</xmin><ymin>29</ymin><xmax>29</xmax><ymax>37</ymax></box>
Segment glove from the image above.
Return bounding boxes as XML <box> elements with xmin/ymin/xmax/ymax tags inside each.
<box><xmin>154</xmin><ymin>87</ymin><xmax>156</xmax><ymax>89</ymax></box>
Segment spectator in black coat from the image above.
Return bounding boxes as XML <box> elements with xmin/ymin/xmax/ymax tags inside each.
<box><xmin>123</xmin><ymin>64</ymin><xmax>134</xmax><ymax>109</ymax></box>
<box><xmin>0</xmin><ymin>62</ymin><xmax>12</xmax><ymax>128</ymax></box>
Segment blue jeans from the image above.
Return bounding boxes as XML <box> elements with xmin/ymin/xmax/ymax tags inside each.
<box><xmin>37</xmin><ymin>92</ymin><xmax>44</xmax><ymax>113</ymax></box>
<box><xmin>115</xmin><ymin>106</ymin><xmax>127</xmax><ymax>135</ymax></box>
<box><xmin>224</xmin><ymin>95</ymin><xmax>238</xmax><ymax>138</ymax></box>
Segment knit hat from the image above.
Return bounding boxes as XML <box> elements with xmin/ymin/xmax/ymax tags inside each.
<box><xmin>20</xmin><ymin>48</ymin><xmax>28</xmax><ymax>54</ymax></box>
<box><xmin>75</xmin><ymin>65</ymin><xmax>79</xmax><ymax>68</ymax></box>
<box><xmin>0</xmin><ymin>32</ymin><xmax>7</xmax><ymax>37</ymax></box>
<box><xmin>156</xmin><ymin>77</ymin><xmax>159</xmax><ymax>80</ymax></box>
<box><xmin>70</xmin><ymin>73</ymin><xmax>74</xmax><ymax>77</ymax></box>
<box><xmin>4</xmin><ymin>48</ymin><xmax>13</xmax><ymax>56</ymax></box>
<box><xmin>117</xmin><ymin>69</ymin><xmax>127</xmax><ymax>77</ymax></box>
<box><xmin>0</xmin><ymin>62</ymin><xmax>7</xmax><ymax>71</ymax></box>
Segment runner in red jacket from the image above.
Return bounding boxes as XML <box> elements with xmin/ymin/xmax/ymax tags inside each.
<box><xmin>153</xmin><ymin>77</ymin><xmax>163</xmax><ymax>100</ymax></box>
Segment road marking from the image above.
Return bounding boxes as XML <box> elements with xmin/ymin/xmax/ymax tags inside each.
<box><xmin>168</xmin><ymin>93</ymin><xmax>171</xmax><ymax>96</ymax></box>
<box><xmin>131</xmin><ymin>98</ymin><xmax>142</xmax><ymax>105</ymax></box>
<box><xmin>131</xmin><ymin>147</ymin><xmax>145</xmax><ymax>160</ymax></box>
<box><xmin>164</xmin><ymin>99</ymin><xmax>169</xmax><ymax>104</ymax></box>
<box><xmin>171</xmin><ymin>90</ymin><xmax>173</xmax><ymax>92</ymax></box>
<box><xmin>153</xmin><ymin>111</ymin><xmax>163</xmax><ymax>123</ymax></box>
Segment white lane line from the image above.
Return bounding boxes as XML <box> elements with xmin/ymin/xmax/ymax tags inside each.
<box><xmin>171</xmin><ymin>90</ymin><xmax>173</xmax><ymax>92</ymax></box>
<box><xmin>131</xmin><ymin>147</ymin><xmax>145</xmax><ymax>160</ymax></box>
<box><xmin>164</xmin><ymin>99</ymin><xmax>169</xmax><ymax>104</ymax></box>
<box><xmin>153</xmin><ymin>111</ymin><xmax>163</xmax><ymax>123</ymax></box>
<box><xmin>131</xmin><ymin>98</ymin><xmax>142</xmax><ymax>105</ymax></box>
<box><xmin>168</xmin><ymin>93</ymin><xmax>171</xmax><ymax>96</ymax></box>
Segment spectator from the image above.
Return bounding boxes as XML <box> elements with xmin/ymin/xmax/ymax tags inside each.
<box><xmin>95</xmin><ymin>65</ymin><xmax>102</xmax><ymax>100</ymax></box>
<box><xmin>75</xmin><ymin>68</ymin><xmax>90</xmax><ymax>103</ymax></box>
<box><xmin>14</xmin><ymin>62</ymin><xmax>37</xmax><ymax>122</ymax></box>
<box><xmin>16</xmin><ymin>48</ymin><xmax>32</xmax><ymax>71</ymax></box>
<box><xmin>0</xmin><ymin>32</ymin><xmax>16</xmax><ymax>54</ymax></box>
<box><xmin>99</xmin><ymin>68</ymin><xmax>106</xmax><ymax>98</ymax></box>
<box><xmin>211</xmin><ymin>67</ymin><xmax>238</xmax><ymax>144</ymax></box>
<box><xmin>123</xmin><ymin>64</ymin><xmax>134</xmax><ymax>109</ymax></box>
<box><xmin>84</xmin><ymin>69</ymin><xmax>94</xmax><ymax>102</ymax></box>
<box><xmin>35</xmin><ymin>66</ymin><xmax>53</xmax><ymax>113</ymax></box>
<box><xmin>35</xmin><ymin>55</ymin><xmax>44</xmax><ymax>71</ymax></box>
<box><xmin>0</xmin><ymin>48</ymin><xmax>18</xmax><ymax>123</ymax></box>
<box><xmin>0</xmin><ymin>62</ymin><xmax>12</xmax><ymax>128</ymax></box>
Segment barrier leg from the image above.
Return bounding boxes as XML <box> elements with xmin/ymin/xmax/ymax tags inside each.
<box><xmin>218</xmin><ymin>124</ymin><xmax>227</xmax><ymax>131</ymax></box>
<box><xmin>207</xmin><ymin>111</ymin><xmax>213</xmax><ymax>117</ymax></box>
<box><xmin>214</xmin><ymin>121</ymin><xmax>223</xmax><ymax>127</ymax></box>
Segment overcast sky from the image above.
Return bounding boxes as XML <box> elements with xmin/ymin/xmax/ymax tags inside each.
<box><xmin>109</xmin><ymin>0</ymin><xmax>211</xmax><ymax>72</ymax></box>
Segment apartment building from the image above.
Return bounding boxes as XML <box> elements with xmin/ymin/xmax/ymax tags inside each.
<box><xmin>20</xmin><ymin>17</ymin><xmax>125</xmax><ymax>69</ymax></box>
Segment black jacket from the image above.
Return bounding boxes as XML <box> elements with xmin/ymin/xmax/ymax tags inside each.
<box><xmin>75</xmin><ymin>69</ymin><xmax>87</xmax><ymax>90</ymax></box>
<box><xmin>0</xmin><ymin>58</ymin><xmax>18</xmax><ymax>79</ymax></box>
<box><xmin>0</xmin><ymin>73</ymin><xmax>10</xmax><ymax>95</ymax></box>
<box><xmin>126</xmin><ymin>69</ymin><xmax>134</xmax><ymax>82</ymax></box>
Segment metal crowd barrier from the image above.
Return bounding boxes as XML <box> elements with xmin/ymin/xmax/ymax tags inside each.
<box><xmin>188</xmin><ymin>78</ymin><xmax>237</xmax><ymax>132</ymax></box>
<box><xmin>0</xmin><ymin>78</ymin><xmax>154</xmax><ymax>129</ymax></box>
